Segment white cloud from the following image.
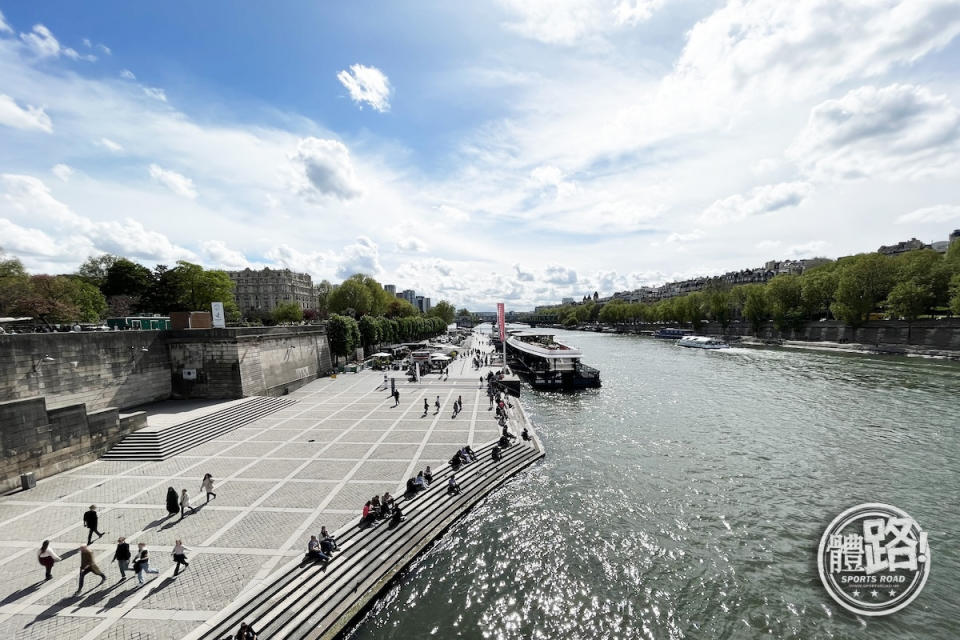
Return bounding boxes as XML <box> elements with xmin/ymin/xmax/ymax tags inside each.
<box><xmin>0</xmin><ymin>174</ymin><xmax>193</xmax><ymax>263</ymax></box>
<box><xmin>0</xmin><ymin>218</ymin><xmax>66</xmax><ymax>256</ymax></box>
<box><xmin>20</xmin><ymin>24</ymin><xmax>61</xmax><ymax>58</ymax></box>
<box><xmin>544</xmin><ymin>264</ymin><xmax>578</xmax><ymax>285</ymax></box>
<box><xmin>99</xmin><ymin>137</ymin><xmax>124</xmax><ymax>152</ymax></box>
<box><xmin>789</xmin><ymin>84</ymin><xmax>960</xmax><ymax>180</ymax></box>
<box><xmin>120</xmin><ymin>69</ymin><xmax>136</xmax><ymax>80</ymax></box>
<box><xmin>784</xmin><ymin>240</ymin><xmax>828</xmax><ymax>257</ymax></box>
<box><xmin>498</xmin><ymin>0</ymin><xmax>665</xmax><ymax>45</ymax></box>
<box><xmin>336</xmin><ymin>64</ymin><xmax>391</xmax><ymax>112</ymax></box>
<box><xmin>530</xmin><ymin>165</ymin><xmax>577</xmax><ymax>199</ymax></box>
<box><xmin>97</xmin><ymin>43</ymin><xmax>111</xmax><ymax>55</ymax></box>
<box><xmin>396</xmin><ymin>237</ymin><xmax>427</xmax><ymax>253</ymax></box>
<box><xmin>201</xmin><ymin>240</ymin><xmax>252</xmax><ymax>269</ymax></box>
<box><xmin>664</xmin><ymin>228</ymin><xmax>704</xmax><ymax>244</ymax></box>
<box><xmin>896</xmin><ymin>204</ymin><xmax>960</xmax><ymax>224</ymax></box>
<box><xmin>0</xmin><ymin>10</ymin><xmax>12</xmax><ymax>34</ymax></box>
<box><xmin>514</xmin><ymin>264</ymin><xmax>535</xmax><ymax>282</ymax></box>
<box><xmin>700</xmin><ymin>181</ymin><xmax>812</xmax><ymax>225</ymax></box>
<box><xmin>336</xmin><ymin>236</ymin><xmax>382</xmax><ymax>278</ymax></box>
<box><xmin>20</xmin><ymin>24</ymin><xmax>95</xmax><ymax>61</ymax></box>
<box><xmin>293</xmin><ymin>137</ymin><xmax>363</xmax><ymax>201</ymax></box>
<box><xmin>0</xmin><ymin>94</ymin><xmax>53</xmax><ymax>133</ymax></box>
<box><xmin>82</xmin><ymin>38</ymin><xmax>92</xmax><ymax>48</ymax></box>
<box><xmin>756</xmin><ymin>239</ymin><xmax>782</xmax><ymax>250</ymax></box>
<box><xmin>143</xmin><ymin>87</ymin><xmax>167</xmax><ymax>102</ymax></box>
<box><xmin>51</xmin><ymin>164</ymin><xmax>74</xmax><ymax>182</ymax></box>
<box><xmin>148</xmin><ymin>164</ymin><xmax>198</xmax><ymax>199</ymax></box>
<box><xmin>669</xmin><ymin>0</ymin><xmax>960</xmax><ymax>107</ymax></box>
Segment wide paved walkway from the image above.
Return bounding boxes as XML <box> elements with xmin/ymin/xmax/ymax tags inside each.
<box><xmin>0</xmin><ymin>346</ymin><xmax>506</xmax><ymax>640</ymax></box>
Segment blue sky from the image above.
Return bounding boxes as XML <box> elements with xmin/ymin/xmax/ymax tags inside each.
<box><xmin>2</xmin><ymin>1</ymin><xmax>960</xmax><ymax>310</ymax></box>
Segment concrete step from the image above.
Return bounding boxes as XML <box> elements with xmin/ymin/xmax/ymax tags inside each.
<box><xmin>101</xmin><ymin>396</ymin><xmax>297</xmax><ymax>461</ymax></box>
<box><xmin>191</xmin><ymin>437</ymin><xmax>543</xmax><ymax>640</ymax></box>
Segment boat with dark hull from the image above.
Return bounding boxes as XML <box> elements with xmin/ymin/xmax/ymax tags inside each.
<box><xmin>506</xmin><ymin>331</ymin><xmax>601</xmax><ymax>390</ymax></box>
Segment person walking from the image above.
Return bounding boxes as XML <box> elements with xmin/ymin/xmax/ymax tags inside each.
<box><xmin>133</xmin><ymin>542</ymin><xmax>159</xmax><ymax>585</ymax></box>
<box><xmin>37</xmin><ymin>540</ymin><xmax>61</xmax><ymax>581</ymax></box>
<box><xmin>172</xmin><ymin>539</ymin><xmax>190</xmax><ymax>576</ymax></box>
<box><xmin>83</xmin><ymin>505</ymin><xmax>105</xmax><ymax>544</ymax></box>
<box><xmin>165</xmin><ymin>487</ymin><xmax>180</xmax><ymax>517</ymax></box>
<box><xmin>434</xmin><ymin>396</ymin><xmax>440</xmax><ymax>414</ymax></box>
<box><xmin>112</xmin><ymin>537</ymin><xmax>131</xmax><ymax>580</ymax></box>
<box><xmin>393</xmin><ymin>389</ymin><xmax>400</xmax><ymax>407</ymax></box>
<box><xmin>76</xmin><ymin>545</ymin><xmax>106</xmax><ymax>594</ymax></box>
<box><xmin>179</xmin><ymin>489</ymin><xmax>196</xmax><ymax>520</ymax></box>
<box><xmin>423</xmin><ymin>398</ymin><xmax>429</xmax><ymax>415</ymax></box>
<box><xmin>201</xmin><ymin>474</ymin><xmax>217</xmax><ymax>503</ymax></box>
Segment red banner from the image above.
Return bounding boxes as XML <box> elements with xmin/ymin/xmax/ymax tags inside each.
<box><xmin>497</xmin><ymin>302</ymin><xmax>505</xmax><ymax>342</ymax></box>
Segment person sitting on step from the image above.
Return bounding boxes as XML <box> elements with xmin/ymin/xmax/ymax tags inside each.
<box><xmin>371</xmin><ymin>495</ymin><xmax>383</xmax><ymax>518</ymax></box>
<box><xmin>320</xmin><ymin>526</ymin><xmax>338</xmax><ymax>551</ymax></box>
<box><xmin>464</xmin><ymin>445</ymin><xmax>477</xmax><ymax>461</ymax></box>
<box><xmin>391</xmin><ymin>505</ymin><xmax>406</xmax><ymax>525</ymax></box>
<box><xmin>361</xmin><ymin>500</ymin><xmax>377</xmax><ymax>525</ymax></box>
<box><xmin>307</xmin><ymin>536</ymin><xmax>329</xmax><ymax>562</ymax></box>
<box><xmin>521</xmin><ymin>427</ymin><xmax>532</xmax><ymax>441</ymax></box>
<box><xmin>492</xmin><ymin>446</ymin><xmax>502</xmax><ymax>462</ymax></box>
<box><xmin>498</xmin><ymin>434</ymin><xmax>513</xmax><ymax>448</ymax></box>
<box><xmin>423</xmin><ymin>466</ymin><xmax>434</xmax><ymax>484</ymax></box>
<box><xmin>413</xmin><ymin>471</ymin><xmax>428</xmax><ymax>490</ymax></box>
<box><xmin>448</xmin><ymin>475</ymin><xmax>462</xmax><ymax>495</ymax></box>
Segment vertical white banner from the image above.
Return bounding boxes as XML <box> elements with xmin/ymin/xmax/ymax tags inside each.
<box><xmin>211</xmin><ymin>301</ymin><xmax>226</xmax><ymax>328</ymax></box>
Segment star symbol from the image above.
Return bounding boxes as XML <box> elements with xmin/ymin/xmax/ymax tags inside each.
<box><xmin>888</xmin><ymin>590</ymin><xmax>897</xmax><ymax>597</ymax></box>
<box><xmin>852</xmin><ymin>590</ymin><xmax>861</xmax><ymax>597</ymax></box>
<box><xmin>870</xmin><ymin>590</ymin><xmax>880</xmax><ymax>598</ymax></box>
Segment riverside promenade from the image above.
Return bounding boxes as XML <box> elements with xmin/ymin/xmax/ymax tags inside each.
<box><xmin>0</xmin><ymin>331</ymin><xmax>543</xmax><ymax>639</ymax></box>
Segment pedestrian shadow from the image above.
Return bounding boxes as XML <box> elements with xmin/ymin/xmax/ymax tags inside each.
<box><xmin>1</xmin><ymin>581</ymin><xmax>43</xmax><ymax>605</ymax></box>
<box><xmin>28</xmin><ymin>592</ymin><xmax>83</xmax><ymax>625</ymax></box>
<box><xmin>143</xmin><ymin>575</ymin><xmax>176</xmax><ymax>597</ymax></box>
<box><xmin>144</xmin><ymin>513</ymin><xmax>177</xmax><ymax>530</ymax></box>
<box><xmin>98</xmin><ymin>582</ymin><xmax>142</xmax><ymax>612</ymax></box>
<box><xmin>77</xmin><ymin>577</ymin><xmax>127</xmax><ymax>607</ymax></box>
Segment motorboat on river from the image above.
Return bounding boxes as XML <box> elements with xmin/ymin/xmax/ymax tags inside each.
<box><xmin>676</xmin><ymin>335</ymin><xmax>730</xmax><ymax>350</ymax></box>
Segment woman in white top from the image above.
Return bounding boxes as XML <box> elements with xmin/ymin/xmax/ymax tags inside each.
<box><xmin>201</xmin><ymin>473</ymin><xmax>217</xmax><ymax>503</ymax></box>
<box><xmin>172</xmin><ymin>539</ymin><xmax>190</xmax><ymax>576</ymax></box>
<box><xmin>38</xmin><ymin>540</ymin><xmax>61</xmax><ymax>580</ymax></box>
<box><xmin>179</xmin><ymin>489</ymin><xmax>195</xmax><ymax>520</ymax></box>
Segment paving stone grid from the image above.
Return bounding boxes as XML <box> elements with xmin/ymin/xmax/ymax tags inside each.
<box><xmin>0</xmin><ymin>332</ymin><xmax>508</xmax><ymax>639</ymax></box>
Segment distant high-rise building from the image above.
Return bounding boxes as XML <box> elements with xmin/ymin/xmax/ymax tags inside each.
<box><xmin>415</xmin><ymin>295</ymin><xmax>426</xmax><ymax>313</ymax></box>
<box><xmin>227</xmin><ymin>268</ymin><xmax>315</xmax><ymax>318</ymax></box>
<box><xmin>384</xmin><ymin>284</ymin><xmax>396</xmax><ymax>296</ymax></box>
<box><xmin>400</xmin><ymin>289</ymin><xmax>417</xmax><ymax>306</ymax></box>
<box><xmin>423</xmin><ymin>297</ymin><xmax>431</xmax><ymax>313</ymax></box>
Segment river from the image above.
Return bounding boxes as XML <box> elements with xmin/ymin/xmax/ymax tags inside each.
<box><xmin>346</xmin><ymin>330</ymin><xmax>960</xmax><ymax>639</ymax></box>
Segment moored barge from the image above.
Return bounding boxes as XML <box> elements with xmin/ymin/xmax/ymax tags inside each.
<box><xmin>506</xmin><ymin>331</ymin><xmax>601</xmax><ymax>390</ymax></box>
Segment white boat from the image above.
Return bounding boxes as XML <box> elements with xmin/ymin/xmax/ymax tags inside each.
<box><xmin>677</xmin><ymin>335</ymin><xmax>730</xmax><ymax>350</ymax></box>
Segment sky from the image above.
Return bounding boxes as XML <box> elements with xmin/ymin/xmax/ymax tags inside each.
<box><xmin>1</xmin><ymin>1</ymin><xmax>960</xmax><ymax>310</ymax></box>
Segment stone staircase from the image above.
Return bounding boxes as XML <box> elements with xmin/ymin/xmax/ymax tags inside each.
<box><xmin>186</xmin><ymin>434</ymin><xmax>544</xmax><ymax>640</ymax></box>
<box><xmin>101</xmin><ymin>396</ymin><xmax>297</xmax><ymax>461</ymax></box>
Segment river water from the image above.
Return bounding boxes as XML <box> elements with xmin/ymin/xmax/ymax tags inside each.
<box><xmin>347</xmin><ymin>330</ymin><xmax>960</xmax><ymax>639</ymax></box>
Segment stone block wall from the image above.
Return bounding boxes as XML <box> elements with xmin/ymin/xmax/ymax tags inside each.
<box><xmin>0</xmin><ymin>397</ymin><xmax>146</xmax><ymax>492</ymax></box>
<box><xmin>0</xmin><ymin>331</ymin><xmax>172</xmax><ymax>411</ymax></box>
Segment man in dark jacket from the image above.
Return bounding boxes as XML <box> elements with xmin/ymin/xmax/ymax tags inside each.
<box><xmin>112</xmin><ymin>537</ymin><xmax>131</xmax><ymax>579</ymax></box>
<box><xmin>83</xmin><ymin>505</ymin><xmax>104</xmax><ymax>544</ymax></box>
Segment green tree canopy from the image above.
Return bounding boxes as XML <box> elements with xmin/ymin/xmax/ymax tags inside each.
<box><xmin>102</xmin><ymin>258</ymin><xmax>154</xmax><ymax>298</ymax></box>
<box><xmin>830</xmin><ymin>254</ymin><xmax>896</xmax><ymax>328</ymax></box>
<box><xmin>273</xmin><ymin>301</ymin><xmax>304</xmax><ymax>324</ymax></box>
<box><xmin>328</xmin><ymin>278</ymin><xmax>372</xmax><ymax>317</ymax></box>
<box><xmin>427</xmin><ymin>300</ymin><xmax>456</xmax><ymax>325</ymax></box>
<box><xmin>75</xmin><ymin>254</ymin><xmax>118</xmax><ymax>287</ymax></box>
<box><xmin>885</xmin><ymin>281</ymin><xmax>929</xmax><ymax>322</ymax></box>
<box><xmin>385</xmin><ymin>298</ymin><xmax>419</xmax><ymax>318</ymax></box>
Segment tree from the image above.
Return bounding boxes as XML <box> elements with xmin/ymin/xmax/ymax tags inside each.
<box><xmin>15</xmin><ymin>275</ymin><xmax>106</xmax><ymax>323</ymax></box>
<box><xmin>456</xmin><ymin>307</ymin><xmax>470</xmax><ymax>318</ymax></box>
<box><xmin>949</xmin><ymin>274</ymin><xmax>960</xmax><ymax>316</ymax></box>
<box><xmin>328</xmin><ymin>278</ymin><xmax>372</xmax><ymax>317</ymax></box>
<box><xmin>766</xmin><ymin>274</ymin><xmax>805</xmax><ymax>333</ymax></box>
<box><xmin>0</xmin><ymin>252</ymin><xmax>31</xmax><ymax>316</ymax></box>
<box><xmin>706</xmin><ymin>288</ymin><xmax>733</xmax><ymax>331</ymax></box>
<box><xmin>75</xmin><ymin>254</ymin><xmax>118</xmax><ymax>287</ymax></box>
<box><xmin>385</xmin><ymin>298</ymin><xmax>418</xmax><ymax>318</ymax></box>
<box><xmin>273</xmin><ymin>301</ymin><xmax>304</xmax><ymax>324</ymax></box>
<box><xmin>894</xmin><ymin>249</ymin><xmax>950</xmax><ymax>310</ymax></box>
<box><xmin>427</xmin><ymin>300</ymin><xmax>456</xmax><ymax>325</ymax></box>
<box><xmin>562</xmin><ymin>313</ymin><xmax>577</xmax><ymax>327</ymax></box>
<box><xmin>316</xmin><ymin>279</ymin><xmax>333</xmax><ymax>319</ymax></box>
<box><xmin>885</xmin><ymin>281</ymin><xmax>929</xmax><ymax>321</ymax></box>
<box><xmin>327</xmin><ymin>314</ymin><xmax>357</xmax><ymax>364</ymax></box>
<box><xmin>741</xmin><ymin>284</ymin><xmax>769</xmax><ymax>335</ymax></box>
<box><xmin>358</xmin><ymin>315</ymin><xmax>381</xmax><ymax>349</ymax></box>
<box><xmin>102</xmin><ymin>258</ymin><xmax>153</xmax><ymax>298</ymax></box>
<box><xmin>830</xmin><ymin>254</ymin><xmax>896</xmax><ymax>328</ymax></box>
<box><xmin>800</xmin><ymin>265</ymin><xmax>838</xmax><ymax>319</ymax></box>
